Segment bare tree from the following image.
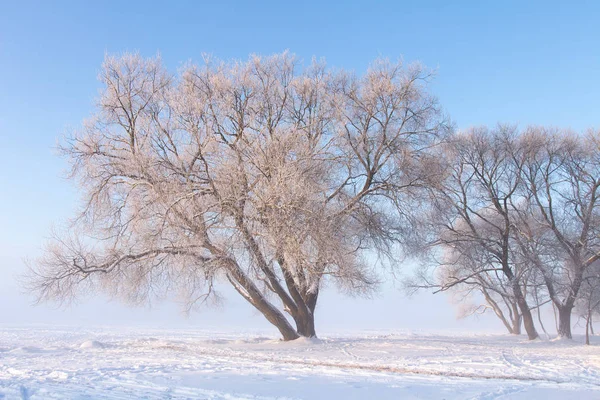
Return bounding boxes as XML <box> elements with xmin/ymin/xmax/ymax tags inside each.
<box><xmin>516</xmin><ymin>128</ymin><xmax>600</xmax><ymax>338</ymax></box>
<box><xmin>409</xmin><ymin>126</ymin><xmax>539</xmax><ymax>339</ymax></box>
<box><xmin>28</xmin><ymin>52</ymin><xmax>445</xmax><ymax>340</ymax></box>
<box><xmin>440</xmin><ymin>261</ymin><xmax>526</xmax><ymax>335</ymax></box>
<box><xmin>575</xmin><ymin>262</ymin><xmax>600</xmax><ymax>345</ymax></box>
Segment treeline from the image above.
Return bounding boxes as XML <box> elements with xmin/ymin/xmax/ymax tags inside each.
<box><xmin>408</xmin><ymin>126</ymin><xmax>600</xmax><ymax>342</ymax></box>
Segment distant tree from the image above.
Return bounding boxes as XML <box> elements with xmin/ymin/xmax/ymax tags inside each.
<box><xmin>407</xmin><ymin>126</ymin><xmax>539</xmax><ymax>339</ymax></box>
<box><xmin>574</xmin><ymin>262</ymin><xmax>600</xmax><ymax>345</ymax></box>
<box><xmin>516</xmin><ymin>128</ymin><xmax>600</xmax><ymax>339</ymax></box>
<box><xmin>28</xmin><ymin>52</ymin><xmax>445</xmax><ymax>340</ymax></box>
<box><xmin>436</xmin><ymin>258</ymin><xmax>526</xmax><ymax>335</ymax></box>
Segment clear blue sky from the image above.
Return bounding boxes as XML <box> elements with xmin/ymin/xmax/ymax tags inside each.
<box><xmin>0</xmin><ymin>0</ymin><xmax>598</xmax><ymax>332</ymax></box>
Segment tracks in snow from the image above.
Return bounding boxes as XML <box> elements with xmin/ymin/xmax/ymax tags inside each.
<box><xmin>177</xmin><ymin>344</ymin><xmax>592</xmax><ymax>385</ymax></box>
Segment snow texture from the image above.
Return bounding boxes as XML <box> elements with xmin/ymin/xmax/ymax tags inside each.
<box><xmin>1</xmin><ymin>327</ymin><xmax>599</xmax><ymax>399</ymax></box>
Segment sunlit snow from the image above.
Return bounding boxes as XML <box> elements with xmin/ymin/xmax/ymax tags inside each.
<box><xmin>1</xmin><ymin>327</ymin><xmax>599</xmax><ymax>399</ymax></box>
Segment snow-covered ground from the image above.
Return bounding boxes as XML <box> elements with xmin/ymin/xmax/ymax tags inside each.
<box><xmin>1</xmin><ymin>327</ymin><xmax>599</xmax><ymax>399</ymax></box>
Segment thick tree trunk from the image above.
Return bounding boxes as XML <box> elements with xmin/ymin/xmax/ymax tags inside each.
<box><xmin>591</xmin><ymin>314</ymin><xmax>595</xmax><ymax>335</ymax></box>
<box><xmin>278</xmin><ymin>255</ymin><xmax>321</xmax><ymax>338</ymax></box>
<box><xmin>291</xmin><ymin>288</ymin><xmax>319</xmax><ymax>337</ymax></box>
<box><xmin>520</xmin><ymin>303</ymin><xmax>538</xmax><ymax>340</ymax></box>
<box><xmin>557</xmin><ymin>305</ymin><xmax>573</xmax><ymax>339</ymax></box>
<box><xmin>225</xmin><ymin>262</ymin><xmax>299</xmax><ymax>341</ymax></box>
<box><xmin>228</xmin><ymin>223</ymin><xmax>323</xmax><ymax>340</ymax></box>
<box><xmin>511</xmin><ymin>280</ymin><xmax>538</xmax><ymax>340</ymax></box>
<box><xmin>255</xmin><ymin>303</ymin><xmax>299</xmax><ymax>341</ymax></box>
<box><xmin>511</xmin><ymin>314</ymin><xmax>522</xmax><ymax>335</ymax></box>
<box><xmin>232</xmin><ymin>223</ymin><xmax>303</xmax><ymax>341</ymax></box>
<box><xmin>293</xmin><ymin>311</ymin><xmax>316</xmax><ymax>337</ymax></box>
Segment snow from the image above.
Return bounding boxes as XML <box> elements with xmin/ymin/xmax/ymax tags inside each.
<box><xmin>79</xmin><ymin>340</ymin><xmax>106</xmax><ymax>349</ymax></box>
<box><xmin>1</xmin><ymin>327</ymin><xmax>599</xmax><ymax>399</ymax></box>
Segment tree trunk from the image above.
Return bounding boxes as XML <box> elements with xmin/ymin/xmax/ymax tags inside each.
<box><xmin>233</xmin><ymin>283</ymin><xmax>299</xmax><ymax>341</ymax></box>
<box><xmin>293</xmin><ymin>311</ymin><xmax>316</xmax><ymax>337</ymax></box>
<box><xmin>256</xmin><ymin>304</ymin><xmax>299</xmax><ymax>341</ymax></box>
<box><xmin>225</xmin><ymin>262</ymin><xmax>300</xmax><ymax>341</ymax></box>
<box><xmin>502</xmin><ymin>249</ymin><xmax>538</xmax><ymax>339</ymax></box>
<box><xmin>511</xmin><ymin>280</ymin><xmax>538</xmax><ymax>340</ymax></box>
<box><xmin>481</xmin><ymin>289</ymin><xmax>515</xmax><ymax>334</ymax></box>
<box><xmin>533</xmin><ymin>286</ymin><xmax>550</xmax><ymax>339</ymax></box>
<box><xmin>511</xmin><ymin>316</ymin><xmax>521</xmax><ymax>335</ymax></box>
<box><xmin>536</xmin><ymin>304</ymin><xmax>550</xmax><ymax>339</ymax></box>
<box><xmin>510</xmin><ymin>307</ymin><xmax>522</xmax><ymax>335</ymax></box>
<box><xmin>291</xmin><ymin>288</ymin><xmax>319</xmax><ymax>337</ymax></box>
<box><xmin>520</xmin><ymin>305</ymin><xmax>538</xmax><ymax>340</ymax></box>
<box><xmin>557</xmin><ymin>305</ymin><xmax>573</xmax><ymax>339</ymax></box>
<box><xmin>586</xmin><ymin>310</ymin><xmax>591</xmax><ymax>345</ymax></box>
<box><xmin>591</xmin><ymin>314</ymin><xmax>595</xmax><ymax>335</ymax></box>
<box><xmin>552</xmin><ymin>303</ymin><xmax>559</xmax><ymax>333</ymax></box>
<box><xmin>503</xmin><ymin>321</ymin><xmax>515</xmax><ymax>335</ymax></box>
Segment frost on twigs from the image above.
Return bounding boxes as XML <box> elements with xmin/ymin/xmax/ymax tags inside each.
<box><xmin>28</xmin><ymin>52</ymin><xmax>446</xmax><ymax>339</ymax></box>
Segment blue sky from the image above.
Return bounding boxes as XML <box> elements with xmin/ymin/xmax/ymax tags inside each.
<box><xmin>0</xmin><ymin>0</ymin><xmax>598</xmax><ymax>332</ymax></box>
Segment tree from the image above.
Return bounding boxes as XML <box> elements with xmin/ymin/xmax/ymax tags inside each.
<box><xmin>516</xmin><ymin>128</ymin><xmax>600</xmax><ymax>338</ymax></box>
<box><xmin>28</xmin><ymin>52</ymin><xmax>445</xmax><ymax>340</ymax></box>
<box><xmin>439</xmin><ymin>249</ymin><xmax>530</xmax><ymax>335</ymax></box>
<box><xmin>436</xmin><ymin>259</ymin><xmax>526</xmax><ymax>335</ymax></box>
<box><xmin>409</xmin><ymin>126</ymin><xmax>539</xmax><ymax>339</ymax></box>
<box><xmin>574</xmin><ymin>261</ymin><xmax>600</xmax><ymax>345</ymax></box>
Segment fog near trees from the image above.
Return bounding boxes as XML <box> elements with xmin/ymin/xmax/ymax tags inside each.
<box><xmin>28</xmin><ymin>52</ymin><xmax>600</xmax><ymax>342</ymax></box>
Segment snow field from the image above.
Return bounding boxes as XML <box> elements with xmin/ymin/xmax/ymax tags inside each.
<box><xmin>1</xmin><ymin>327</ymin><xmax>599</xmax><ymax>399</ymax></box>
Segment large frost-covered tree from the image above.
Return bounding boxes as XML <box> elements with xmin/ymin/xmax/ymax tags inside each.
<box><xmin>29</xmin><ymin>52</ymin><xmax>445</xmax><ymax>340</ymax></box>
